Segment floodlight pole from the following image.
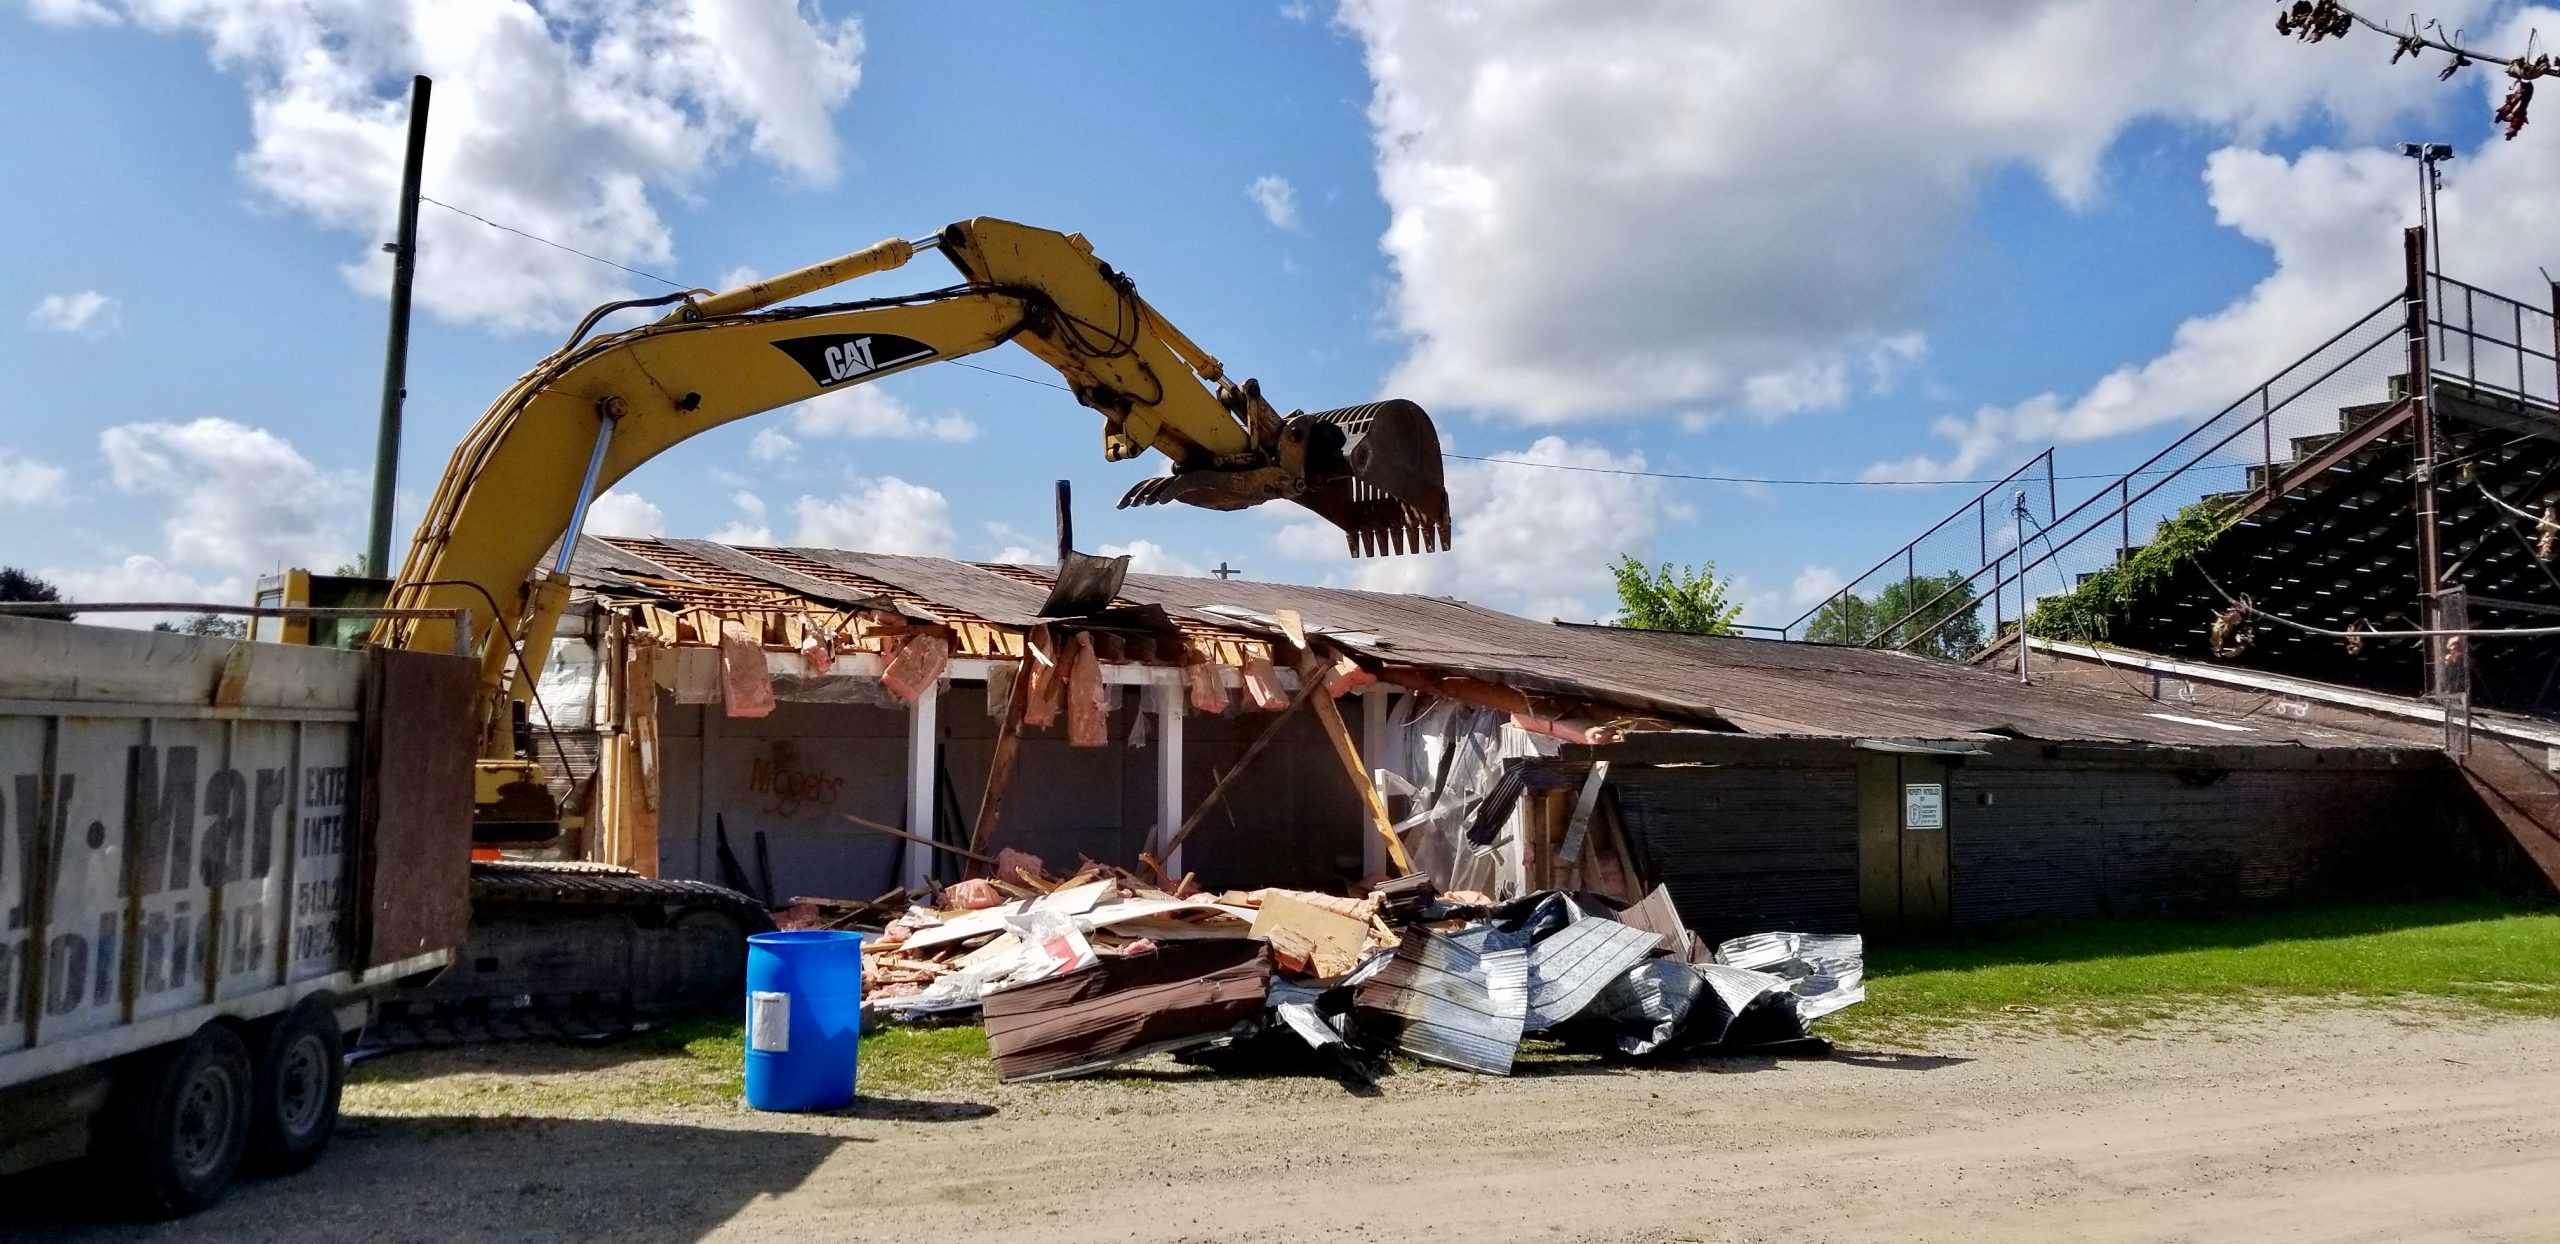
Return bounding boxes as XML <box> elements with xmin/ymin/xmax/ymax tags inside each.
<box><xmin>365</xmin><ymin>75</ymin><xmax>432</xmax><ymax>577</ymax></box>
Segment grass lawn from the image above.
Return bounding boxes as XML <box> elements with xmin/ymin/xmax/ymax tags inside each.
<box><xmin>1822</xmin><ymin>897</ymin><xmax>2560</xmax><ymax>1044</ymax></box>
<box><xmin>345</xmin><ymin>898</ymin><xmax>2560</xmax><ymax>1115</ymax></box>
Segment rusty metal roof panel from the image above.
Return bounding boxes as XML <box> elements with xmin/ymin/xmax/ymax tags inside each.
<box><xmin>980</xmin><ymin>939</ymin><xmax>1270</xmax><ymax>1083</ymax></box>
<box><xmin>1351</xmin><ymin>928</ymin><xmax>1530</xmax><ymax>1075</ymax></box>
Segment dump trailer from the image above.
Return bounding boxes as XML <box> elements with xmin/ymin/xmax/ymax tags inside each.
<box><xmin>0</xmin><ymin>616</ymin><xmax>474</xmax><ymax>1218</ymax></box>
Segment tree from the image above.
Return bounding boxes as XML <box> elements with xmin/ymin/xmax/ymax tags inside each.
<box><xmin>1610</xmin><ymin>555</ymin><xmax>1741</xmax><ymax>633</ymax></box>
<box><xmin>153</xmin><ymin>613</ymin><xmax>248</xmax><ymax>638</ymax></box>
<box><xmin>0</xmin><ymin>567</ymin><xmax>74</xmax><ymax>622</ymax></box>
<box><xmin>1805</xmin><ymin>571</ymin><xmax>1986</xmax><ymax>659</ymax></box>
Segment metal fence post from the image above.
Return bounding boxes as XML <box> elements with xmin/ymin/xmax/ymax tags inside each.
<box><xmin>2260</xmin><ymin>386</ymin><xmax>2275</xmax><ymax>498</ymax></box>
<box><xmin>2119</xmin><ymin>479</ymin><xmax>2131</xmax><ymax>561</ymax></box>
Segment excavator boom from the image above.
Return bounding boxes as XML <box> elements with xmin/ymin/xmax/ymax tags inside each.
<box><xmin>319</xmin><ymin>217</ymin><xmax>1453</xmax><ymax>1043</ymax></box>
<box><xmin>379</xmin><ymin>216</ymin><xmax>1450</xmax><ymax>774</ymax></box>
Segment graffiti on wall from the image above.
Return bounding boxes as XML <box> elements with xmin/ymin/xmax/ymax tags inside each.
<box><xmin>745</xmin><ymin>742</ymin><xmax>843</xmax><ymax>818</ymax></box>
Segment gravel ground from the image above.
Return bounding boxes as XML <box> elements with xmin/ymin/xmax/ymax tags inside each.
<box><xmin>12</xmin><ymin>1005</ymin><xmax>2560</xmax><ymax>1243</ymax></box>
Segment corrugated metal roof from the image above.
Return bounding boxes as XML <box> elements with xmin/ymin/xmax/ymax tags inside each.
<box><xmin>568</xmin><ymin>536</ymin><xmax>2448</xmax><ymax>749</ymax></box>
<box><xmin>1522</xmin><ymin>916</ymin><xmax>1663</xmax><ymax>1031</ymax></box>
<box><xmin>1350</xmin><ymin>928</ymin><xmax>1529</xmax><ymax>1074</ymax></box>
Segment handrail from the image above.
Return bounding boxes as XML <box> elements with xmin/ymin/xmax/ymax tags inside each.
<box><xmin>1780</xmin><ymin>448</ymin><xmax>2056</xmax><ymax>639</ymax></box>
<box><xmin>1887</xmin><ymin>301</ymin><xmax>2409</xmax><ymax>651</ymax></box>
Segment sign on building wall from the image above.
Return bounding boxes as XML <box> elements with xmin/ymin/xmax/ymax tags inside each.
<box><xmin>1903</xmin><ymin>782</ymin><xmax>1944</xmax><ymax>830</ymax></box>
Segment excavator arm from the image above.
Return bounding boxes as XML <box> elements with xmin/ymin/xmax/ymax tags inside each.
<box><xmin>378</xmin><ymin>217</ymin><xmax>1450</xmax><ymax>784</ymax></box>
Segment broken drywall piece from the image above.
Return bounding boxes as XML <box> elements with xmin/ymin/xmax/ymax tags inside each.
<box><xmin>718</xmin><ymin>621</ymin><xmax>775</xmax><ymax>718</ymax></box>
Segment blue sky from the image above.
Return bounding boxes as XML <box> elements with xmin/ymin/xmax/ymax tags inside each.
<box><xmin>4</xmin><ymin>1</ymin><xmax>2552</xmax><ymax>626</ymax></box>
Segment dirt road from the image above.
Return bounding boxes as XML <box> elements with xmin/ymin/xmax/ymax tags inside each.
<box><xmin>14</xmin><ymin>1007</ymin><xmax>2560</xmax><ymax>1243</ymax></box>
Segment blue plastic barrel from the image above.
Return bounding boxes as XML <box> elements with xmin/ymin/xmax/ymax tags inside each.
<box><xmin>743</xmin><ymin>930</ymin><xmax>865</xmax><ymax>1112</ymax></box>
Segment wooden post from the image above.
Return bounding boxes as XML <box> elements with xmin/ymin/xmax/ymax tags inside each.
<box><xmin>1360</xmin><ymin>688</ymin><xmax>1396</xmax><ymax>878</ymax></box>
<box><xmin>840</xmin><ymin>811</ymin><xmax>998</xmax><ymax>868</ymax></box>
<box><xmin>967</xmin><ymin>632</ymin><xmax>1040</xmax><ymax>868</ymax></box>
<box><xmin>1300</xmin><ymin>652</ymin><xmax>1415</xmax><ymax>875</ymax></box>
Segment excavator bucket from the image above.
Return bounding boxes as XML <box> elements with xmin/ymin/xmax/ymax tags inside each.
<box><xmin>1295</xmin><ymin>399</ymin><xmax>1453</xmax><ymax>556</ymax></box>
<box><xmin>1116</xmin><ymin>397</ymin><xmax>1453</xmax><ymax>555</ymax></box>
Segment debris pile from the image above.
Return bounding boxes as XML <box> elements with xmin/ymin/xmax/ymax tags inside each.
<box><xmin>830</xmin><ymin>861</ymin><xmax>1862</xmax><ymax>1084</ymax></box>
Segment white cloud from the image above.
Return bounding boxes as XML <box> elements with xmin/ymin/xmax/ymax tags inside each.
<box><xmin>37</xmin><ymin>555</ymin><xmax>247</xmax><ymax>628</ymax></box>
<box><xmin>1339</xmin><ymin>0</ymin><xmax>2490</xmax><ymax>424</ymax></box>
<box><xmin>582</xmin><ymin>488</ymin><xmax>665</xmax><ymax>537</ymax></box>
<box><xmin>1279</xmin><ymin>435</ymin><xmax>1680</xmax><ymax>620</ymax></box>
<box><xmin>0</xmin><ymin>449</ymin><xmax>68</xmax><ymax>506</ymax></box>
<box><xmin>1871</xmin><ymin>69</ymin><xmax>2560</xmax><ymax>481</ymax></box>
<box><xmin>100</xmin><ymin>417</ymin><xmax>349</xmax><ymax>572</ymax></box>
<box><xmin>1279</xmin><ymin>1</ymin><xmax>1315</xmax><ymax>22</ymax></box>
<box><xmin>1247</xmin><ymin>174</ymin><xmax>1300</xmax><ymax>230</ymax></box>
<box><xmin>28</xmin><ymin>290</ymin><xmax>119</xmax><ymax>336</ymax></box>
<box><xmin>987</xmin><ymin>544</ymin><xmax>1047</xmax><ymax>565</ymax></box>
<box><xmin>1788</xmin><ymin>564</ymin><xmax>1845</xmax><ymax>610</ymax></box>
<box><xmin>793</xmin><ymin>385</ymin><xmax>979</xmax><ymax>442</ymax></box>
<box><xmin>52</xmin><ymin>0</ymin><xmax>864</xmax><ymax>332</ymax></box>
<box><xmin>707</xmin><ymin>490</ymin><xmax>774</xmax><ymax>544</ymax></box>
<box><xmin>792</xmin><ymin>476</ymin><xmax>955</xmax><ymax>555</ymax></box>
<box><xmin>747</xmin><ymin>428</ymin><xmax>799</xmax><ymax>461</ymax></box>
<box><xmin>1097</xmin><ymin>539</ymin><xmax>1203</xmax><ymax>577</ymax></box>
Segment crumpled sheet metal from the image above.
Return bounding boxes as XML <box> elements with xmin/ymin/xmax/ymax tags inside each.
<box><xmin>1716</xmin><ymin>932</ymin><xmax>1866</xmax><ymax>1021</ymax></box>
<box><xmin>1268</xmin><ymin>976</ymin><xmax>1346</xmax><ymax>1050</ymax></box>
<box><xmin>1523</xmin><ymin>916</ymin><xmax>1663</xmax><ymax>1031</ymax></box>
<box><xmin>1352</xmin><ymin>928</ymin><xmax>1530</xmax><ymax>1075</ymax></box>
<box><xmin>1592</xmin><ymin>960</ymin><xmax>1703</xmax><ymax>1056</ymax></box>
<box><xmin>1588</xmin><ymin>929</ymin><xmax>1867</xmax><ymax>1056</ymax></box>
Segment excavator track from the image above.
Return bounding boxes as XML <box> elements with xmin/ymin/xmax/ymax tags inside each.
<box><xmin>366</xmin><ymin>860</ymin><xmax>773</xmax><ymax>1047</ymax></box>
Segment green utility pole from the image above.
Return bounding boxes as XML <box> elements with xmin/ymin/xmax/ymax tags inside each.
<box><xmin>365</xmin><ymin>75</ymin><xmax>431</xmax><ymax>577</ymax></box>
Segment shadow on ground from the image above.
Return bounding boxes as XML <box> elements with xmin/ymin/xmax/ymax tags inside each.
<box><xmin>2</xmin><ymin>1116</ymin><xmax>850</xmax><ymax>1243</ymax></box>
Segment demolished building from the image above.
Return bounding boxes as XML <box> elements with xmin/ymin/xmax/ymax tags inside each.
<box><xmin>518</xmin><ymin>534</ymin><xmax>2526</xmax><ymax>946</ymax></box>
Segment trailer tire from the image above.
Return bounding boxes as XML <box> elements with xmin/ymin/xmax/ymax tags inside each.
<box><xmin>245</xmin><ymin>997</ymin><xmax>344</xmax><ymax>1175</ymax></box>
<box><xmin>92</xmin><ymin>1023</ymin><xmax>254</xmax><ymax>1219</ymax></box>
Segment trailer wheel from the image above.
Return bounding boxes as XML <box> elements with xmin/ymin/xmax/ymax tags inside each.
<box><xmin>246</xmin><ymin>997</ymin><xmax>344</xmax><ymax>1174</ymax></box>
<box><xmin>93</xmin><ymin>1023</ymin><xmax>254</xmax><ymax>1219</ymax></box>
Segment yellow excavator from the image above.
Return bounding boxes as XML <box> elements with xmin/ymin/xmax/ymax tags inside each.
<box><xmin>283</xmin><ymin>216</ymin><xmax>1451</xmax><ymax>1036</ymax></box>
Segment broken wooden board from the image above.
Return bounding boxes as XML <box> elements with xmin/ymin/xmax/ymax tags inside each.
<box><xmin>1249</xmin><ymin>890</ymin><xmax>1370</xmax><ymax>978</ymax></box>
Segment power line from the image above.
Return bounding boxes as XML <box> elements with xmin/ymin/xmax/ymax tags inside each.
<box><xmin>397</xmin><ymin>195</ymin><xmax>2332</xmax><ymax>495</ymax></box>
<box><xmin>1450</xmin><ymin>452</ymin><xmax>2254</xmax><ymax>488</ymax></box>
<box><xmin>949</xmin><ymin>359</ymin><xmax>1071</xmax><ymax>391</ymax></box>
<box><xmin>418</xmin><ymin>195</ymin><xmax>693</xmax><ymax>291</ymax></box>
